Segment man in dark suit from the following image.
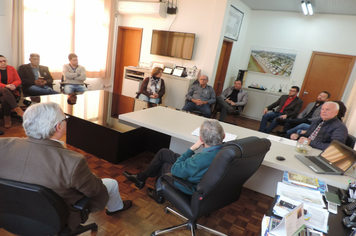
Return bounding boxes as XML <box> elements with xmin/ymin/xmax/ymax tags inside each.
<box><xmin>18</xmin><ymin>53</ymin><xmax>59</xmax><ymax>96</ymax></box>
<box><xmin>0</xmin><ymin>102</ymin><xmax>132</xmax><ymax>230</ymax></box>
<box><xmin>258</xmin><ymin>86</ymin><xmax>303</xmax><ymax>133</ymax></box>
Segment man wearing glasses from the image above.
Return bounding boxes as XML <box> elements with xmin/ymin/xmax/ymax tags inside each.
<box><xmin>182</xmin><ymin>75</ymin><xmax>216</xmax><ymax>118</ymax></box>
<box><xmin>258</xmin><ymin>86</ymin><xmax>303</xmax><ymax>134</ymax></box>
<box><xmin>0</xmin><ymin>102</ymin><xmax>132</xmax><ymax>231</ymax></box>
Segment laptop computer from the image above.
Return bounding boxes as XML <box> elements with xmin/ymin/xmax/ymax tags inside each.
<box><xmin>295</xmin><ymin>140</ymin><xmax>356</xmax><ymax>175</ymax></box>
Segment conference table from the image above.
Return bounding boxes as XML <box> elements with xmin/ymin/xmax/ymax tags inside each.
<box><xmin>119</xmin><ymin>106</ymin><xmax>354</xmax><ymax>197</ymax></box>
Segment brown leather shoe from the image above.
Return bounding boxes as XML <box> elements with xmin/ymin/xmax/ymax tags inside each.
<box><xmin>4</xmin><ymin>116</ymin><xmax>11</xmax><ymax>129</ymax></box>
<box><xmin>14</xmin><ymin>107</ymin><xmax>24</xmax><ymax>117</ymax></box>
<box><xmin>106</xmin><ymin>200</ymin><xmax>133</xmax><ymax>215</ymax></box>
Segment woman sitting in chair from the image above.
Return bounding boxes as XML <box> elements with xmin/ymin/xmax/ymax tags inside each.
<box><xmin>136</xmin><ymin>67</ymin><xmax>165</xmax><ymax>106</ymax></box>
<box><xmin>0</xmin><ymin>55</ymin><xmax>24</xmax><ymax>129</ymax></box>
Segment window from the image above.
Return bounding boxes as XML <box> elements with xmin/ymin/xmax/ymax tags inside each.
<box><xmin>23</xmin><ymin>0</ymin><xmax>113</xmax><ymax>78</ymax></box>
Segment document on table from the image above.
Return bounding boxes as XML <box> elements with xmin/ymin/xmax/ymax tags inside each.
<box><xmin>268</xmin><ymin>135</ymin><xmax>297</xmax><ymax>147</ymax></box>
<box><xmin>276</xmin><ymin>182</ymin><xmax>326</xmax><ymax>208</ymax></box>
<box><xmin>191</xmin><ymin>127</ymin><xmax>237</xmax><ymax>142</ymax></box>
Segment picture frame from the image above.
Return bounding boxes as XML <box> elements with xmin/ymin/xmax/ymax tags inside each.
<box><xmin>224</xmin><ymin>5</ymin><xmax>244</xmax><ymax>41</ymax></box>
<box><xmin>163</xmin><ymin>67</ymin><xmax>173</xmax><ymax>74</ymax></box>
<box><xmin>152</xmin><ymin>61</ymin><xmax>164</xmax><ymax>69</ymax></box>
<box><xmin>173</xmin><ymin>68</ymin><xmax>184</xmax><ymax>77</ymax></box>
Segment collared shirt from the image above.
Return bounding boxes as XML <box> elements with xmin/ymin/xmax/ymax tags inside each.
<box><xmin>185</xmin><ymin>84</ymin><xmax>216</xmax><ymax>105</ymax></box>
<box><xmin>280</xmin><ymin>95</ymin><xmax>297</xmax><ymax>113</ymax></box>
<box><xmin>31</xmin><ymin>66</ymin><xmax>40</xmax><ymax>81</ymax></box>
<box><xmin>50</xmin><ymin>139</ymin><xmax>65</xmax><ymax>146</ymax></box>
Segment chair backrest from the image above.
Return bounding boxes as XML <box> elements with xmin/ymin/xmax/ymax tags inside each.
<box><xmin>346</xmin><ymin>134</ymin><xmax>356</xmax><ymax>149</ymax></box>
<box><xmin>0</xmin><ymin>178</ymin><xmax>68</xmax><ymax>236</ymax></box>
<box><xmin>191</xmin><ymin>136</ymin><xmax>271</xmax><ymax>218</ymax></box>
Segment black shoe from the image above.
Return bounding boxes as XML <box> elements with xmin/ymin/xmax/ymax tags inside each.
<box><xmin>228</xmin><ymin>108</ymin><xmax>238</xmax><ymax>115</ymax></box>
<box><xmin>147</xmin><ymin>187</ymin><xmax>164</xmax><ymax>204</ymax></box>
<box><xmin>0</xmin><ymin>130</ymin><xmax>3</xmax><ymax>135</ymax></box>
<box><xmin>106</xmin><ymin>200</ymin><xmax>133</xmax><ymax>215</ymax></box>
<box><xmin>123</xmin><ymin>171</ymin><xmax>145</xmax><ymax>189</ymax></box>
<box><xmin>275</xmin><ymin>130</ymin><xmax>286</xmax><ymax>136</ymax></box>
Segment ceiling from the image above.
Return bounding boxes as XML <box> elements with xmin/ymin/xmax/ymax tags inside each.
<box><xmin>240</xmin><ymin>0</ymin><xmax>356</xmax><ymax>16</ymax></box>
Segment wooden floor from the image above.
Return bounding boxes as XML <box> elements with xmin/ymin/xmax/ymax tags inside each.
<box><xmin>0</xmin><ymin>113</ymin><xmax>274</xmax><ymax>236</ymax></box>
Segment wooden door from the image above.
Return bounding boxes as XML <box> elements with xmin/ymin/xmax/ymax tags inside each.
<box><xmin>213</xmin><ymin>40</ymin><xmax>233</xmax><ymax>96</ymax></box>
<box><xmin>112</xmin><ymin>27</ymin><xmax>143</xmax><ymax>117</ymax></box>
<box><xmin>299</xmin><ymin>51</ymin><xmax>355</xmax><ymax>111</ymax></box>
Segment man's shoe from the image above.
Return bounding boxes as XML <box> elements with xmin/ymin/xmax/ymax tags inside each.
<box><xmin>228</xmin><ymin>108</ymin><xmax>238</xmax><ymax>115</ymax></box>
<box><xmin>275</xmin><ymin>130</ymin><xmax>286</xmax><ymax>136</ymax></box>
<box><xmin>147</xmin><ymin>187</ymin><xmax>164</xmax><ymax>204</ymax></box>
<box><xmin>106</xmin><ymin>200</ymin><xmax>133</xmax><ymax>215</ymax></box>
<box><xmin>123</xmin><ymin>171</ymin><xmax>145</xmax><ymax>189</ymax></box>
<box><xmin>0</xmin><ymin>129</ymin><xmax>3</xmax><ymax>135</ymax></box>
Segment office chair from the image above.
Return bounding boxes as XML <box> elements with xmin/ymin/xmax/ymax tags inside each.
<box><xmin>0</xmin><ymin>178</ymin><xmax>97</xmax><ymax>236</ymax></box>
<box><xmin>59</xmin><ymin>75</ymin><xmax>89</xmax><ymax>93</ymax></box>
<box><xmin>212</xmin><ymin>103</ymin><xmax>245</xmax><ymax>125</ymax></box>
<box><xmin>151</xmin><ymin>136</ymin><xmax>271</xmax><ymax>236</ymax></box>
<box><xmin>346</xmin><ymin>134</ymin><xmax>356</xmax><ymax>149</ymax></box>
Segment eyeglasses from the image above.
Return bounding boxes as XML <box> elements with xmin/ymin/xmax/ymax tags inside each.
<box><xmin>0</xmin><ymin>60</ymin><xmax>7</xmax><ymax>63</ymax></box>
<box><xmin>55</xmin><ymin>115</ymin><xmax>69</xmax><ymax>127</ymax></box>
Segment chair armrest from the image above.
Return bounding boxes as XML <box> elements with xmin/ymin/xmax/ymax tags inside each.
<box><xmin>162</xmin><ymin>173</ymin><xmax>194</xmax><ymax>190</ymax></box>
<box><xmin>73</xmin><ymin>197</ymin><xmax>91</xmax><ymax>223</ymax></box>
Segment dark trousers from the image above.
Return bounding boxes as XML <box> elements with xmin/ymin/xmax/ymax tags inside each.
<box><xmin>0</xmin><ymin>87</ymin><xmax>18</xmax><ymax>116</ymax></box>
<box><xmin>182</xmin><ymin>101</ymin><xmax>212</xmax><ymax>118</ymax></box>
<box><xmin>143</xmin><ymin>148</ymin><xmax>180</xmax><ymax>184</ymax></box>
<box><xmin>216</xmin><ymin>96</ymin><xmax>236</xmax><ymax>121</ymax></box>
<box><xmin>258</xmin><ymin>112</ymin><xmax>283</xmax><ymax>133</ymax></box>
<box><xmin>282</xmin><ymin>117</ymin><xmax>311</xmax><ymax>133</ymax></box>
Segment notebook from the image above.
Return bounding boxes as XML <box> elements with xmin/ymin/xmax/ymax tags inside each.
<box><xmin>295</xmin><ymin>140</ymin><xmax>356</xmax><ymax>175</ymax></box>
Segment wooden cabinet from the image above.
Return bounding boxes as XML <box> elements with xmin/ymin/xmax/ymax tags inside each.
<box><xmin>123</xmin><ymin>67</ymin><xmax>195</xmax><ymax>109</ymax></box>
<box><xmin>242</xmin><ymin>88</ymin><xmax>286</xmax><ymax>121</ymax></box>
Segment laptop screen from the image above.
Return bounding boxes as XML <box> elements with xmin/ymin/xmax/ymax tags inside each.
<box><xmin>321</xmin><ymin>141</ymin><xmax>356</xmax><ymax>172</ymax></box>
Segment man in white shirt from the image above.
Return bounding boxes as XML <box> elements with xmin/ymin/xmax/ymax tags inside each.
<box><xmin>62</xmin><ymin>53</ymin><xmax>87</xmax><ymax>94</ymax></box>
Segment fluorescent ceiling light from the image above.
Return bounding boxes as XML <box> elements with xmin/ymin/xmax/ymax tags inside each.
<box><xmin>301</xmin><ymin>1</ymin><xmax>308</xmax><ymax>15</ymax></box>
<box><xmin>307</xmin><ymin>1</ymin><xmax>313</xmax><ymax>15</ymax></box>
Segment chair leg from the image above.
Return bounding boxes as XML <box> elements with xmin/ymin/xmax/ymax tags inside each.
<box><xmin>197</xmin><ymin>223</ymin><xmax>228</xmax><ymax>236</ymax></box>
<box><xmin>58</xmin><ymin>223</ymin><xmax>98</xmax><ymax>236</ymax></box>
<box><xmin>151</xmin><ymin>206</ymin><xmax>227</xmax><ymax>236</ymax></box>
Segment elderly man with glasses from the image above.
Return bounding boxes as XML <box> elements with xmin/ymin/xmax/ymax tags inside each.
<box><xmin>0</xmin><ymin>102</ymin><xmax>132</xmax><ymax>231</ymax></box>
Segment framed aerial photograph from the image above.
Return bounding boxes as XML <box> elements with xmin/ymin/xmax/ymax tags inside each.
<box><xmin>247</xmin><ymin>45</ymin><xmax>298</xmax><ymax>78</ymax></box>
<box><xmin>224</xmin><ymin>5</ymin><xmax>244</xmax><ymax>41</ymax></box>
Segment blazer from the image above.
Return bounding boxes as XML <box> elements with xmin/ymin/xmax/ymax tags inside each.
<box><xmin>0</xmin><ymin>137</ymin><xmax>109</xmax><ymax>230</ymax></box>
<box><xmin>267</xmin><ymin>95</ymin><xmax>303</xmax><ymax>118</ymax></box>
<box><xmin>219</xmin><ymin>87</ymin><xmax>248</xmax><ymax>107</ymax></box>
<box><xmin>297</xmin><ymin>102</ymin><xmax>322</xmax><ymax>122</ymax></box>
<box><xmin>301</xmin><ymin>117</ymin><xmax>348</xmax><ymax>150</ymax></box>
<box><xmin>0</xmin><ymin>65</ymin><xmax>22</xmax><ymax>97</ymax></box>
<box><xmin>18</xmin><ymin>64</ymin><xmax>54</xmax><ymax>94</ymax></box>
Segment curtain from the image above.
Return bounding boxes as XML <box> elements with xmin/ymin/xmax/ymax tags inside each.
<box><xmin>19</xmin><ymin>0</ymin><xmax>114</xmax><ymax>79</ymax></box>
<box><xmin>11</xmin><ymin>0</ymin><xmax>24</xmax><ymax>68</ymax></box>
<box><xmin>345</xmin><ymin>82</ymin><xmax>356</xmax><ymax>137</ymax></box>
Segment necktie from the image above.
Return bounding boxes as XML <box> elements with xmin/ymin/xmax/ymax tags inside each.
<box><xmin>308</xmin><ymin>122</ymin><xmax>324</xmax><ymax>140</ymax></box>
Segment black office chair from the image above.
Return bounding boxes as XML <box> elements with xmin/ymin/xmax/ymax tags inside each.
<box><xmin>151</xmin><ymin>136</ymin><xmax>271</xmax><ymax>236</ymax></box>
<box><xmin>0</xmin><ymin>178</ymin><xmax>97</xmax><ymax>236</ymax></box>
<box><xmin>346</xmin><ymin>134</ymin><xmax>356</xmax><ymax>149</ymax></box>
<box><xmin>60</xmin><ymin>75</ymin><xmax>89</xmax><ymax>93</ymax></box>
<box><xmin>212</xmin><ymin>103</ymin><xmax>245</xmax><ymax>125</ymax></box>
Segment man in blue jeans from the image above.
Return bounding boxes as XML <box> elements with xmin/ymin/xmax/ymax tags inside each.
<box><xmin>258</xmin><ymin>86</ymin><xmax>303</xmax><ymax>133</ymax></box>
<box><xmin>182</xmin><ymin>75</ymin><xmax>216</xmax><ymax>118</ymax></box>
<box><xmin>62</xmin><ymin>53</ymin><xmax>87</xmax><ymax>94</ymax></box>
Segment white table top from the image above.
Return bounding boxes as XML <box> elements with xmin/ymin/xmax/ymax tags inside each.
<box><xmin>119</xmin><ymin>106</ymin><xmax>353</xmax><ymax>190</ymax></box>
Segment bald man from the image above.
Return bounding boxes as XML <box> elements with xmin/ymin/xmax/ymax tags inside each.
<box><xmin>290</xmin><ymin>101</ymin><xmax>348</xmax><ymax>150</ymax></box>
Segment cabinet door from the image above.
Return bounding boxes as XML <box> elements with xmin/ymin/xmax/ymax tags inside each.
<box><xmin>242</xmin><ymin>90</ymin><xmax>266</xmax><ymax>120</ymax></box>
<box><xmin>167</xmin><ymin>79</ymin><xmax>188</xmax><ymax>109</ymax></box>
<box><xmin>161</xmin><ymin>78</ymin><xmax>171</xmax><ymax>106</ymax></box>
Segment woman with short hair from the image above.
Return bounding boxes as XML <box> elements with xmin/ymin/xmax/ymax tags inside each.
<box><xmin>136</xmin><ymin>67</ymin><xmax>165</xmax><ymax>106</ymax></box>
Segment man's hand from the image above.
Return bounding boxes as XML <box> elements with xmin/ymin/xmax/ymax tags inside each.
<box><xmin>35</xmin><ymin>80</ymin><xmax>42</xmax><ymax>85</ymax></box>
<box><xmin>192</xmin><ymin>99</ymin><xmax>205</xmax><ymax>106</ymax></box>
<box><xmin>225</xmin><ymin>98</ymin><xmax>232</xmax><ymax>105</ymax></box>
<box><xmin>190</xmin><ymin>139</ymin><xmax>204</xmax><ymax>151</ymax></box>
<box><xmin>230</xmin><ymin>101</ymin><xmax>236</xmax><ymax>106</ymax></box>
<box><xmin>300</xmin><ymin>130</ymin><xmax>307</xmax><ymax>135</ymax></box>
<box><xmin>290</xmin><ymin>133</ymin><xmax>299</xmax><ymax>140</ymax></box>
<box><xmin>41</xmin><ymin>80</ymin><xmax>47</xmax><ymax>85</ymax></box>
<box><xmin>263</xmin><ymin>108</ymin><xmax>268</xmax><ymax>115</ymax></box>
<box><xmin>279</xmin><ymin>114</ymin><xmax>287</xmax><ymax>119</ymax></box>
<box><xmin>298</xmin><ymin>137</ymin><xmax>311</xmax><ymax>145</ymax></box>
<box><xmin>5</xmin><ymin>84</ymin><xmax>16</xmax><ymax>90</ymax></box>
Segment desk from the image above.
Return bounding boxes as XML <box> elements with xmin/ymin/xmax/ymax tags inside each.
<box><xmin>119</xmin><ymin>106</ymin><xmax>353</xmax><ymax>197</ymax></box>
<box><xmin>267</xmin><ymin>186</ymin><xmax>352</xmax><ymax>235</ymax></box>
<box><xmin>27</xmin><ymin>90</ymin><xmax>171</xmax><ymax>164</ymax></box>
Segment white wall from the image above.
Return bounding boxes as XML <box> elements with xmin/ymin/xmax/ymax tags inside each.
<box><xmin>240</xmin><ymin>11</ymin><xmax>356</xmax><ymax>97</ymax></box>
<box><xmin>116</xmin><ymin>0</ymin><xmax>229</xmax><ymax>87</ymax></box>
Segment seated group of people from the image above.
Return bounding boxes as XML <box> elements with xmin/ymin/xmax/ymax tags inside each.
<box><xmin>0</xmin><ymin>101</ymin><xmax>225</xmax><ymax>231</ymax></box>
<box><xmin>139</xmin><ymin>71</ymin><xmax>349</xmax><ymax>152</ymax></box>
<box><xmin>0</xmin><ymin>53</ymin><xmax>87</xmax><ymax>134</ymax></box>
